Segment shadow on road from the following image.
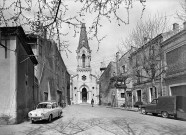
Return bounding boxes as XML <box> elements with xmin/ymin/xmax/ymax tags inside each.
<box><xmin>144</xmin><ymin>113</ymin><xmax>186</xmax><ymax>121</ymax></box>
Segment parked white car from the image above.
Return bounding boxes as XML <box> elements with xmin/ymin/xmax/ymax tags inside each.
<box><xmin>28</xmin><ymin>101</ymin><xmax>63</xmax><ymax>123</ymax></box>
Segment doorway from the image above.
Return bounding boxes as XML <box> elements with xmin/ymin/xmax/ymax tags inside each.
<box><xmin>137</xmin><ymin>90</ymin><xmax>141</xmax><ymax>102</ymax></box>
<box><xmin>82</xmin><ymin>88</ymin><xmax>87</xmax><ymax>102</ymax></box>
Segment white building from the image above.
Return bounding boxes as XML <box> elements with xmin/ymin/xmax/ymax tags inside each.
<box><xmin>71</xmin><ymin>23</ymin><xmax>99</xmax><ymax>104</ymax></box>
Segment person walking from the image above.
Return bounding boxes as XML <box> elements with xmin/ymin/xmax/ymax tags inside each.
<box><xmin>91</xmin><ymin>99</ymin><xmax>94</xmax><ymax>107</ymax></box>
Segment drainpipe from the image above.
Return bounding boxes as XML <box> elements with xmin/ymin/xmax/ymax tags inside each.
<box><xmin>15</xmin><ymin>38</ymin><xmax>18</xmax><ymax>124</ymax></box>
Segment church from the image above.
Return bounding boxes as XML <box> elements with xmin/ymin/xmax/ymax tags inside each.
<box><xmin>71</xmin><ymin>23</ymin><xmax>99</xmax><ymax>104</ymax></box>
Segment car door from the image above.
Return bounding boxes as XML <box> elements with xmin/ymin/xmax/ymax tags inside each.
<box><xmin>146</xmin><ymin>99</ymin><xmax>157</xmax><ymax>113</ymax></box>
<box><xmin>51</xmin><ymin>103</ymin><xmax>56</xmax><ymax>118</ymax></box>
<box><xmin>54</xmin><ymin>103</ymin><xmax>59</xmax><ymax>118</ymax></box>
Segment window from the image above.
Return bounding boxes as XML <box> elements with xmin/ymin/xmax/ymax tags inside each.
<box><xmin>82</xmin><ymin>54</ymin><xmax>85</xmax><ymax>68</ymax></box>
<box><xmin>122</xmin><ymin>65</ymin><xmax>125</xmax><ymax>73</ymax></box>
<box><xmin>166</xmin><ymin>45</ymin><xmax>186</xmax><ymax>74</ymax></box>
<box><xmin>150</xmin><ymin>87</ymin><xmax>157</xmax><ymax>101</ymax></box>
<box><xmin>151</xmin><ymin>99</ymin><xmax>157</xmax><ymax>104</ymax></box>
<box><xmin>52</xmin><ymin>103</ymin><xmax>57</xmax><ymax>108</ymax></box>
<box><xmin>121</xmin><ymin>93</ymin><xmax>125</xmax><ymax>98</ymax></box>
<box><xmin>92</xmin><ymin>87</ymin><xmax>94</xmax><ymax>89</ymax></box>
<box><xmin>137</xmin><ymin>90</ymin><xmax>141</xmax><ymax>101</ymax></box>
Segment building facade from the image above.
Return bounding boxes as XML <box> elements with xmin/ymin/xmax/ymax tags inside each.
<box><xmin>27</xmin><ymin>34</ymin><xmax>70</xmax><ymax>106</ymax></box>
<box><xmin>161</xmin><ymin>22</ymin><xmax>186</xmax><ymax>97</ymax></box>
<box><xmin>129</xmin><ymin>34</ymin><xmax>163</xmax><ymax>104</ymax></box>
<box><xmin>117</xmin><ymin>47</ymin><xmax>136</xmax><ymax>107</ymax></box>
<box><xmin>71</xmin><ymin>23</ymin><xmax>99</xmax><ymax>104</ymax></box>
<box><xmin>99</xmin><ymin>61</ymin><xmax>116</xmax><ymax>106</ymax></box>
<box><xmin>0</xmin><ymin>26</ymin><xmax>38</xmax><ymax>124</ymax></box>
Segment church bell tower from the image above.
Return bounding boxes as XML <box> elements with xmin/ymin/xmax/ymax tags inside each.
<box><xmin>76</xmin><ymin>23</ymin><xmax>91</xmax><ymax>72</ymax></box>
<box><xmin>71</xmin><ymin>23</ymin><xmax>99</xmax><ymax>104</ymax></box>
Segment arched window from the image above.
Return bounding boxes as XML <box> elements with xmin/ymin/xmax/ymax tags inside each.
<box><xmin>82</xmin><ymin>54</ymin><xmax>85</xmax><ymax>68</ymax></box>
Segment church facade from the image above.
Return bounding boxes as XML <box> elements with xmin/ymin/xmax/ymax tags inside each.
<box><xmin>71</xmin><ymin>23</ymin><xmax>99</xmax><ymax>104</ymax></box>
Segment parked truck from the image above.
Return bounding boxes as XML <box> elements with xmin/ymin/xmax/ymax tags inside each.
<box><xmin>141</xmin><ymin>96</ymin><xmax>186</xmax><ymax>119</ymax></box>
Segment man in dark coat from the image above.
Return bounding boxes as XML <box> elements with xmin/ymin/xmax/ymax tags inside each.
<box><xmin>91</xmin><ymin>99</ymin><xmax>94</xmax><ymax>107</ymax></box>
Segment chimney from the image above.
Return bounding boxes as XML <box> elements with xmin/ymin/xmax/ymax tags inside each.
<box><xmin>183</xmin><ymin>21</ymin><xmax>186</xmax><ymax>30</ymax></box>
<box><xmin>173</xmin><ymin>23</ymin><xmax>179</xmax><ymax>31</ymax></box>
<box><xmin>100</xmin><ymin>61</ymin><xmax>106</xmax><ymax>72</ymax></box>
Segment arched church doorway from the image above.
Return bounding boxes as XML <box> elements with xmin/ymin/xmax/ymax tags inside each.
<box><xmin>82</xmin><ymin>88</ymin><xmax>87</xmax><ymax>102</ymax></box>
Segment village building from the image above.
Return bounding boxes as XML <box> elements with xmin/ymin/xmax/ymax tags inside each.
<box><xmin>129</xmin><ymin>34</ymin><xmax>164</xmax><ymax>104</ymax></box>
<box><xmin>27</xmin><ymin>34</ymin><xmax>70</xmax><ymax>106</ymax></box>
<box><xmin>0</xmin><ymin>26</ymin><xmax>38</xmax><ymax>124</ymax></box>
<box><xmin>71</xmin><ymin>23</ymin><xmax>99</xmax><ymax>104</ymax></box>
<box><xmin>128</xmin><ymin>22</ymin><xmax>185</xmax><ymax>105</ymax></box>
<box><xmin>117</xmin><ymin>47</ymin><xmax>136</xmax><ymax>107</ymax></box>
<box><xmin>99</xmin><ymin>61</ymin><xmax>116</xmax><ymax>106</ymax></box>
<box><xmin>161</xmin><ymin>22</ymin><xmax>186</xmax><ymax>97</ymax></box>
<box><xmin>99</xmin><ymin>47</ymin><xmax>135</xmax><ymax>107</ymax></box>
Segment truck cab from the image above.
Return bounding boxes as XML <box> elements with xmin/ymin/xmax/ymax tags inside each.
<box><xmin>142</xmin><ymin>99</ymin><xmax>158</xmax><ymax>115</ymax></box>
<box><xmin>141</xmin><ymin>96</ymin><xmax>177</xmax><ymax>118</ymax></box>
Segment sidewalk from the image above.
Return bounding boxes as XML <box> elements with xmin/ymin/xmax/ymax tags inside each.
<box><xmin>106</xmin><ymin>106</ymin><xmax>140</xmax><ymax>112</ymax></box>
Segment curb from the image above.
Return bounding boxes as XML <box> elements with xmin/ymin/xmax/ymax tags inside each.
<box><xmin>106</xmin><ymin>106</ymin><xmax>140</xmax><ymax>112</ymax></box>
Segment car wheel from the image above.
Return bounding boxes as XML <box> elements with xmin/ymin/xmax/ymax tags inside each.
<box><xmin>141</xmin><ymin>108</ymin><xmax>147</xmax><ymax>115</ymax></box>
<box><xmin>174</xmin><ymin>114</ymin><xmax>177</xmax><ymax>119</ymax></box>
<box><xmin>162</xmin><ymin>111</ymin><xmax>168</xmax><ymax>118</ymax></box>
<box><xmin>48</xmin><ymin>114</ymin><xmax>52</xmax><ymax>122</ymax></box>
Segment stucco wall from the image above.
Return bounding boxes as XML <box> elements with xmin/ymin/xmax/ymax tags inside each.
<box><xmin>34</xmin><ymin>38</ymin><xmax>69</xmax><ymax>106</ymax></box>
<box><xmin>0</xmin><ymin>37</ymin><xmax>17</xmax><ymax>124</ymax></box>
<box><xmin>72</xmin><ymin>71</ymin><xmax>99</xmax><ymax>104</ymax></box>
<box><xmin>161</xmin><ymin>29</ymin><xmax>186</xmax><ymax>97</ymax></box>
<box><xmin>16</xmin><ymin>37</ymin><xmax>36</xmax><ymax>123</ymax></box>
<box><xmin>99</xmin><ymin>62</ymin><xmax>116</xmax><ymax>105</ymax></box>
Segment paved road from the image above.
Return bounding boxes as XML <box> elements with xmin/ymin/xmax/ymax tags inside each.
<box><xmin>0</xmin><ymin>105</ymin><xmax>186</xmax><ymax>135</ymax></box>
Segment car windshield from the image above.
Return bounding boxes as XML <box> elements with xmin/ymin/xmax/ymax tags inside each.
<box><xmin>37</xmin><ymin>103</ymin><xmax>52</xmax><ymax>109</ymax></box>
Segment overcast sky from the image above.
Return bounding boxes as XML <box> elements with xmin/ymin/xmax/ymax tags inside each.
<box><xmin>61</xmin><ymin>0</ymin><xmax>184</xmax><ymax>76</ymax></box>
<box><xmin>1</xmin><ymin>0</ymin><xmax>184</xmax><ymax>75</ymax></box>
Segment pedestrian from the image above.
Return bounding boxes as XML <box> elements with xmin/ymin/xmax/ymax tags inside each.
<box><xmin>91</xmin><ymin>99</ymin><xmax>94</xmax><ymax>107</ymax></box>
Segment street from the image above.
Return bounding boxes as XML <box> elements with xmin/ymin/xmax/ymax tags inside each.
<box><xmin>0</xmin><ymin>105</ymin><xmax>186</xmax><ymax>135</ymax></box>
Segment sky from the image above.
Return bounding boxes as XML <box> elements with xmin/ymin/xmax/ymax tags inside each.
<box><xmin>61</xmin><ymin>0</ymin><xmax>184</xmax><ymax>76</ymax></box>
<box><xmin>1</xmin><ymin>0</ymin><xmax>183</xmax><ymax>76</ymax></box>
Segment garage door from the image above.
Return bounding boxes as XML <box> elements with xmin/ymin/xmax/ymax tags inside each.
<box><xmin>171</xmin><ymin>85</ymin><xmax>186</xmax><ymax>96</ymax></box>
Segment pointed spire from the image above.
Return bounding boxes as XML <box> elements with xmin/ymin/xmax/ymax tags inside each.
<box><xmin>77</xmin><ymin>23</ymin><xmax>90</xmax><ymax>51</ymax></box>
